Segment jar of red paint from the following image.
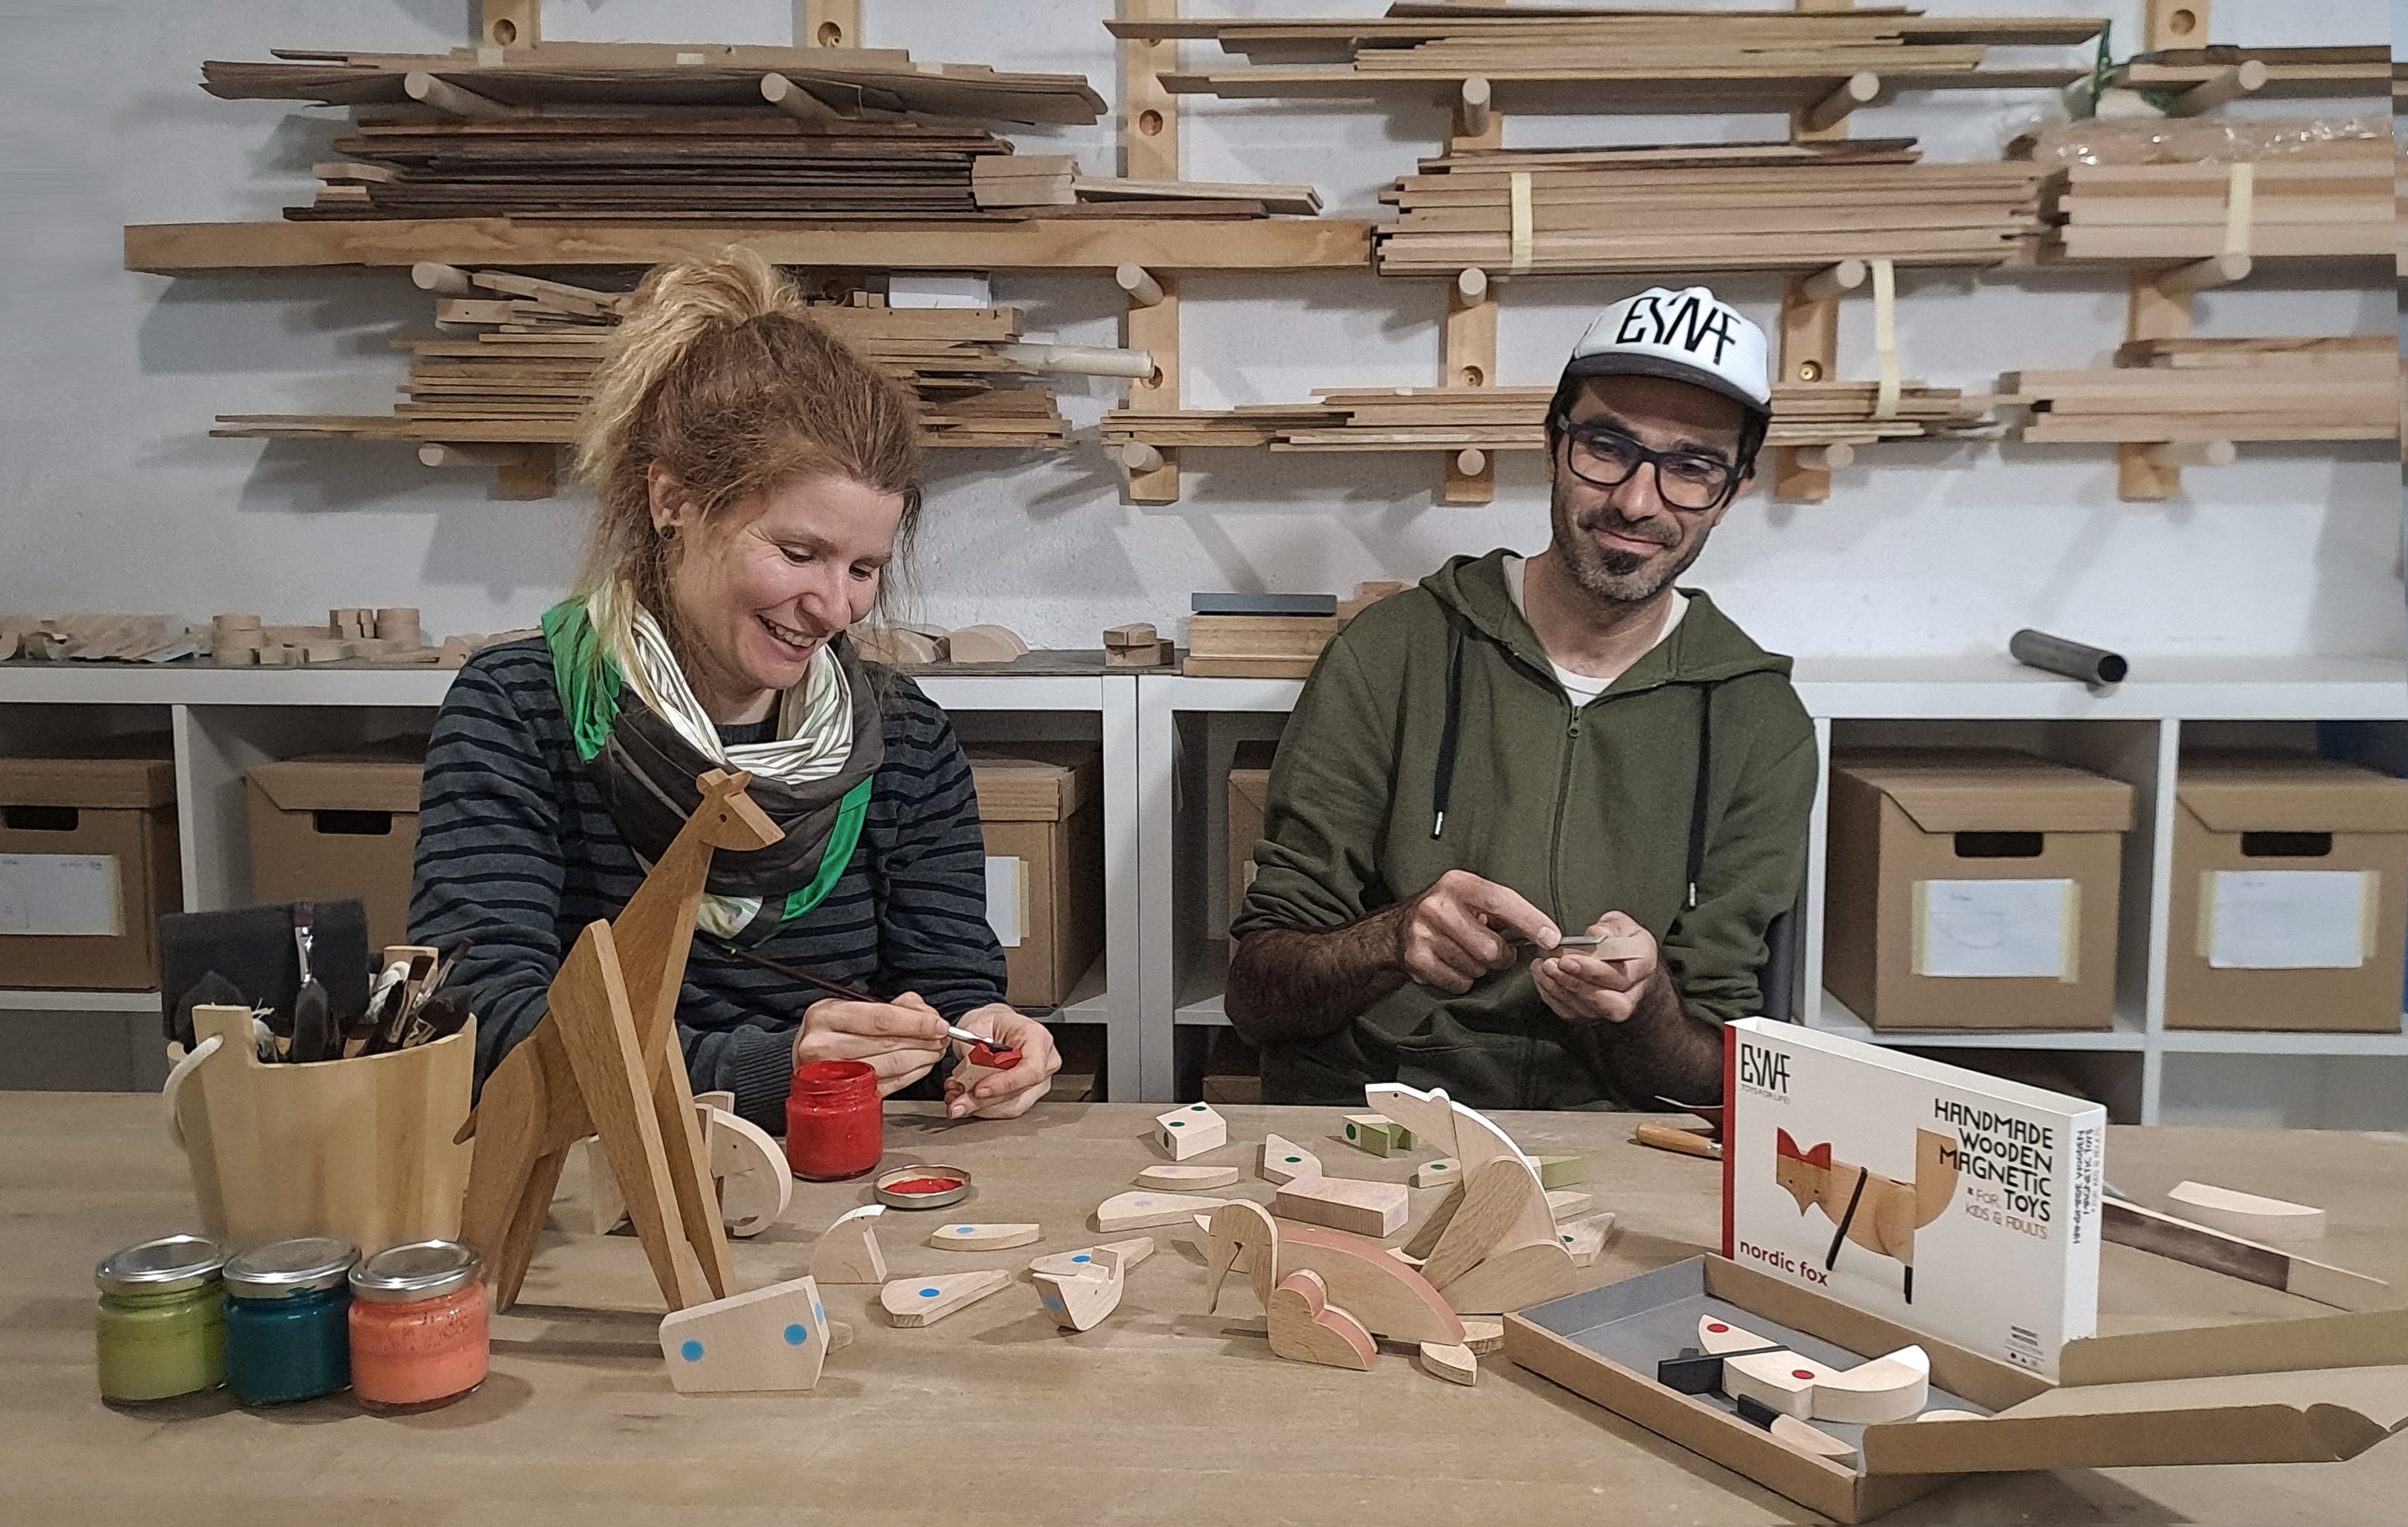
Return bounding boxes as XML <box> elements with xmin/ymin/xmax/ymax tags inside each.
<box><xmin>785</xmin><ymin>1059</ymin><xmax>882</xmax><ymax>1180</ymax></box>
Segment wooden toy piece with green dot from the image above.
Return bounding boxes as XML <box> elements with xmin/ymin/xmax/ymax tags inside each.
<box><xmin>1260</xmin><ymin>1133</ymin><xmax>1321</xmax><ymax>1184</ymax></box>
<box><xmin>1341</xmin><ymin>1114</ymin><xmax>1413</xmax><ymax>1156</ymax></box>
<box><xmin>881</xmin><ymin>1270</ymin><xmax>1010</xmax><ymax>1327</ymax></box>
<box><xmin>657</xmin><ymin>1274</ymin><xmax>830</xmax><ymax>1393</ymax></box>
<box><xmin>1155</xmin><ymin>1101</ymin><xmax>1229</xmax><ymax>1160</ymax></box>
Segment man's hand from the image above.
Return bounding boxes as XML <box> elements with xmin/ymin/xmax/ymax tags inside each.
<box><xmin>942</xmin><ymin>1003</ymin><xmax>1061</xmax><ymax>1120</ymax></box>
<box><xmin>793</xmin><ymin>991</ymin><xmax>949</xmax><ymax>1096</ymax></box>
<box><xmin>1396</xmin><ymin>869</ymin><xmax>1561</xmax><ymax>994</ymax></box>
<box><xmin>1531</xmin><ymin>911</ymin><xmax>1660</xmax><ymax>1025</ymax></box>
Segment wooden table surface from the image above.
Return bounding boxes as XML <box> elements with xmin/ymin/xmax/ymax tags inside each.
<box><xmin>6</xmin><ymin>1095</ymin><xmax>2405</xmax><ymax>1526</ymax></box>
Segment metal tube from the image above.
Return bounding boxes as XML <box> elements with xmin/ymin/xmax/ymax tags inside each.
<box><xmin>2010</xmin><ymin>628</ymin><xmax>2129</xmax><ymax>687</ymax></box>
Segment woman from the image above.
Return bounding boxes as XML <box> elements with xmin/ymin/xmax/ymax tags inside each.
<box><xmin>410</xmin><ymin>248</ymin><xmax>1058</xmax><ymax>1131</ymax></box>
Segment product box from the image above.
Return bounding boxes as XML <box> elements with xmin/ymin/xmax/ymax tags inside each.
<box><xmin>1824</xmin><ymin>750</ymin><xmax>2133</xmax><ymax>1030</ymax></box>
<box><xmin>1226</xmin><ymin>739</ymin><xmax>1278</xmax><ymax>939</ymax></box>
<box><xmin>970</xmin><ymin>744</ymin><xmax>1103</xmax><ymax>1008</ymax></box>
<box><xmin>0</xmin><ymin>742</ymin><xmax>181</xmax><ymax>989</ymax></box>
<box><xmin>1723</xmin><ymin>1018</ymin><xmax>2105</xmax><ymax>1379</ymax></box>
<box><xmin>2164</xmin><ymin>755</ymin><xmax>2408</xmax><ymax>1033</ymax></box>
<box><xmin>1506</xmin><ymin>1254</ymin><xmax>2408</xmax><ymax>1524</ymax></box>
<box><xmin>248</xmin><ymin>739</ymin><xmax>427</xmax><ymax>953</ymax></box>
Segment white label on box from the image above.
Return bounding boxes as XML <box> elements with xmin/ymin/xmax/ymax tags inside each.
<box><xmin>888</xmin><ymin>272</ymin><xmax>992</xmax><ymax>309</ymax></box>
<box><xmin>2202</xmin><ymin>869</ymin><xmax>2371</xmax><ymax>970</ymax></box>
<box><xmin>0</xmin><ymin>854</ymin><xmax>123</xmax><ymax>936</ymax></box>
<box><xmin>984</xmin><ymin>855</ymin><xmax>1027</xmax><ymax>949</ymax></box>
<box><xmin>1912</xmin><ymin>878</ymin><xmax>2076</xmax><ymax>981</ymax></box>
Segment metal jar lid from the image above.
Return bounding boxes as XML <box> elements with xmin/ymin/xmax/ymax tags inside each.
<box><xmin>223</xmin><ymin>1236</ymin><xmax>359</xmax><ymax>1300</ymax></box>
<box><xmin>348</xmin><ymin>1240</ymin><xmax>481</xmax><ymax>1304</ymax></box>
<box><xmin>95</xmin><ymin>1234</ymin><xmax>227</xmax><ymax>1298</ymax></box>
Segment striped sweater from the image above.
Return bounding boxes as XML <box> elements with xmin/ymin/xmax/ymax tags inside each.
<box><xmin>408</xmin><ymin>637</ymin><xmax>1006</xmax><ymax>1131</ymax></box>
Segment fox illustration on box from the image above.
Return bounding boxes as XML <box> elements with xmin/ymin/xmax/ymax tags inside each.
<box><xmin>1773</xmin><ymin>1128</ymin><xmax>1961</xmax><ymax>1302</ymax></box>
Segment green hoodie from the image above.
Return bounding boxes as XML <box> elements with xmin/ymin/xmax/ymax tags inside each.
<box><xmin>1231</xmin><ymin>548</ymin><xmax>1817</xmax><ymax>1111</ymax></box>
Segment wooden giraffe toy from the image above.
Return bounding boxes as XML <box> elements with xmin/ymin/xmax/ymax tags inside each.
<box><xmin>459</xmin><ymin>768</ymin><xmax>782</xmax><ymax>1313</ymax></box>
<box><xmin>1772</xmin><ymin>1127</ymin><xmax>1961</xmax><ymax>1302</ymax></box>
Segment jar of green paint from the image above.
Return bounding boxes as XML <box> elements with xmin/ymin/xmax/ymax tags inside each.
<box><xmin>94</xmin><ymin>1234</ymin><xmax>227</xmax><ymax>1403</ymax></box>
<box><xmin>223</xmin><ymin>1236</ymin><xmax>358</xmax><ymax>1406</ymax></box>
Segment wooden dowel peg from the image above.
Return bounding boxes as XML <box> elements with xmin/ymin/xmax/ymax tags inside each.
<box><xmin>1455</xmin><ymin>75</ymin><xmax>1492</xmax><ymax>140</ymax></box>
<box><xmin>2169</xmin><ymin>58</ymin><xmax>2268</xmax><ymax>116</ymax></box>
<box><xmin>403</xmin><ymin>70</ymin><xmax>518</xmax><ymax>119</ymax></box>
<box><xmin>761</xmin><ymin>73</ymin><xmax>840</xmax><ymax>123</ymax></box>
<box><xmin>419</xmin><ymin>442</ymin><xmax>529</xmax><ymax>468</ymax></box>
<box><xmin>1801</xmin><ymin>258</ymin><xmax>1867</xmax><ymax>301</ymax></box>
<box><xmin>1800</xmin><ymin>72</ymin><xmax>1881</xmax><ymax>135</ymax></box>
<box><xmin>2153</xmin><ymin>252</ymin><xmax>2251</xmax><ymax>295</ymax></box>
<box><xmin>1120</xmin><ymin>442</ymin><xmax>1165</xmax><ymax>474</ymax></box>
<box><xmin>1115</xmin><ymin>263</ymin><xmax>1166</xmax><ymax>307</ymax></box>
<box><xmin>1454</xmin><ymin>267</ymin><xmax>1488</xmax><ymax>305</ymax></box>
<box><xmin>411</xmin><ymin>261</ymin><xmax>474</xmax><ymax>295</ymax></box>
<box><xmin>2141</xmin><ymin>439</ymin><xmax>2237</xmax><ymax>470</ymax></box>
<box><xmin>1793</xmin><ymin>442</ymin><xmax>1854</xmax><ymax>472</ymax></box>
<box><xmin>998</xmin><ymin>343</ymin><xmax>1156</xmax><ymax>380</ymax></box>
<box><xmin>1453</xmin><ymin>449</ymin><xmax>1488</xmax><ymax>476</ymax></box>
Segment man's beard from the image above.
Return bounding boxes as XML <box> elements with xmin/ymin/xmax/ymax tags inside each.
<box><xmin>1548</xmin><ymin>478</ymin><xmax>1711</xmax><ymax>605</ymax></box>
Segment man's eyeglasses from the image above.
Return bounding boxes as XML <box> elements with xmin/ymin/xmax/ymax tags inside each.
<box><xmin>1554</xmin><ymin>416</ymin><xmax>1742</xmax><ymax>511</ymax></box>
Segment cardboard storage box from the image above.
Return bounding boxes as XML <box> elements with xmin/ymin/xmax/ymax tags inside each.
<box><xmin>1506</xmin><ymin>1254</ymin><xmax>2408</xmax><ymax>1525</ymax></box>
<box><xmin>1824</xmin><ymin>751</ymin><xmax>2134</xmax><ymax>1030</ymax></box>
<box><xmin>2165</xmin><ymin>755</ymin><xmax>2408</xmax><ymax>1032</ymax></box>
<box><xmin>0</xmin><ymin>744</ymin><xmax>181</xmax><ymax>989</ymax></box>
<box><xmin>970</xmin><ymin>745</ymin><xmax>1103</xmax><ymax>1008</ymax></box>
<box><xmin>248</xmin><ymin>740</ymin><xmax>427</xmax><ymax>953</ymax></box>
<box><xmin>1227</xmin><ymin>739</ymin><xmax>1278</xmax><ymax>938</ymax></box>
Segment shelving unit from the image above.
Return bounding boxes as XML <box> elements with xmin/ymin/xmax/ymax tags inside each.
<box><xmin>1138</xmin><ymin>658</ymin><xmax>2408</xmax><ymax>1125</ymax></box>
<box><xmin>0</xmin><ymin>660</ymin><xmax>1146</xmax><ymax>1103</ymax></box>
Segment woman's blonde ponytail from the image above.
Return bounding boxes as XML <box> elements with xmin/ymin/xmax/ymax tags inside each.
<box><xmin>567</xmin><ymin>246</ymin><xmax>924</xmax><ymax>641</ymax></box>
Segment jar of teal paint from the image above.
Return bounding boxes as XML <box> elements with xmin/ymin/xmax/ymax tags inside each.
<box><xmin>223</xmin><ymin>1236</ymin><xmax>358</xmax><ymax>1406</ymax></box>
<box><xmin>94</xmin><ymin>1234</ymin><xmax>227</xmax><ymax>1403</ymax></box>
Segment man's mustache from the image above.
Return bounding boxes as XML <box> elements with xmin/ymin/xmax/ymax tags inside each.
<box><xmin>1574</xmin><ymin>508</ymin><xmax>1678</xmax><ymax>548</ymax></box>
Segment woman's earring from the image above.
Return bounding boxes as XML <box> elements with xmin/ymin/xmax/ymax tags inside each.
<box><xmin>657</xmin><ymin>522</ymin><xmax>678</xmax><ymax>542</ymax></box>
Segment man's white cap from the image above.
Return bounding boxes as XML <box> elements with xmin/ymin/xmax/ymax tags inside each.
<box><xmin>1563</xmin><ymin>286</ymin><xmax>1772</xmax><ymax>416</ymax></box>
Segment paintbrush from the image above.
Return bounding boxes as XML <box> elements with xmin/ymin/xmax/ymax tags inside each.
<box><xmin>721</xmin><ymin>945</ymin><xmax>1008</xmax><ymax>1053</ymax></box>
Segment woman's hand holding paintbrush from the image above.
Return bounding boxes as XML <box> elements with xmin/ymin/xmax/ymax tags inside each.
<box><xmin>723</xmin><ymin>945</ymin><xmax>1046</xmax><ymax>1114</ymax></box>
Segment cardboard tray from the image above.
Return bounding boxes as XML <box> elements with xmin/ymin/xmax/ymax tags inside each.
<box><xmin>1505</xmin><ymin>1255</ymin><xmax>2408</xmax><ymax>1524</ymax></box>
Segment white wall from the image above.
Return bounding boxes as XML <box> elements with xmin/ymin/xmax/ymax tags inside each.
<box><xmin>5</xmin><ymin>0</ymin><xmax>2399</xmax><ymax>660</ymax></box>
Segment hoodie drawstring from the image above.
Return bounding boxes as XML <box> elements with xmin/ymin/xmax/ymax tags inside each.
<box><xmin>1685</xmin><ymin>685</ymin><xmax>1713</xmax><ymax>910</ymax></box>
<box><xmin>1430</xmin><ymin>614</ymin><xmax>1467</xmax><ymax>839</ymax></box>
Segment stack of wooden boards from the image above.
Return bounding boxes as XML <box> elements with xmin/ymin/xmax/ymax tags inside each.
<box><xmin>1185</xmin><ymin>585</ymin><xmax>1405</xmax><ymax>679</ymax></box>
<box><xmin>2111</xmin><ymin>45</ymin><xmax>2395</xmax><ymax>101</ymax></box>
<box><xmin>2004</xmin><ymin>336</ymin><xmax>2399</xmax><ymax>446</ymax></box>
<box><xmin>202</xmin><ymin>42</ymin><xmax>1103</xmax><ymax>223</ymax></box>
<box><xmin>2042</xmin><ymin>138</ymin><xmax>2396</xmax><ymax>261</ymax></box>
<box><xmin>1123</xmin><ymin>5</ymin><xmax>2100</xmax><ymax>107</ymax></box>
<box><xmin>1377</xmin><ymin>140</ymin><xmax>2048</xmax><ymax>274</ymax></box>
<box><xmin>972</xmin><ymin>155</ymin><xmax>1324</xmax><ymax>219</ymax></box>
<box><xmin>1107</xmin><ymin>383</ymin><xmax>1988</xmax><ymax>459</ymax></box>
<box><xmin>212</xmin><ymin>265</ymin><xmax>1069</xmax><ymax>453</ymax></box>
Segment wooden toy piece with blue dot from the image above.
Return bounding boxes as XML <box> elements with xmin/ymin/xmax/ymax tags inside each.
<box><xmin>1032</xmin><ymin>1246</ymin><xmax>1126</xmax><ymax>1332</ymax></box>
<box><xmin>1259</xmin><ymin>1133</ymin><xmax>1320</xmax><ymax>1185</ymax></box>
<box><xmin>1137</xmin><ymin>1163</ymin><xmax>1241</xmax><ymax>1190</ymax></box>
<box><xmin>657</xmin><ymin>1274</ymin><xmax>830</xmax><ymax>1394</ymax></box>
<box><xmin>927</xmin><ymin>1222</ymin><xmax>1041</xmax><ymax>1251</ymax></box>
<box><xmin>881</xmin><ymin>1270</ymin><xmax>1010</xmax><ymax>1327</ymax></box>
<box><xmin>1094</xmin><ymin>1190</ymin><xmax>1229</xmax><ymax>1232</ymax></box>
<box><xmin>1155</xmin><ymin>1101</ymin><xmax>1227</xmax><ymax>1160</ymax></box>
<box><xmin>1029</xmin><ymin>1236</ymin><xmax>1155</xmax><ymax>1279</ymax></box>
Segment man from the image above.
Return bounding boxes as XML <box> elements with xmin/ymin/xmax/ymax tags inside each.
<box><xmin>1225</xmin><ymin>286</ymin><xmax>1817</xmax><ymax>1112</ymax></box>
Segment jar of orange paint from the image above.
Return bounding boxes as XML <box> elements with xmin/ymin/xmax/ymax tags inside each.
<box><xmin>347</xmin><ymin>1241</ymin><xmax>487</xmax><ymax>1412</ymax></box>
